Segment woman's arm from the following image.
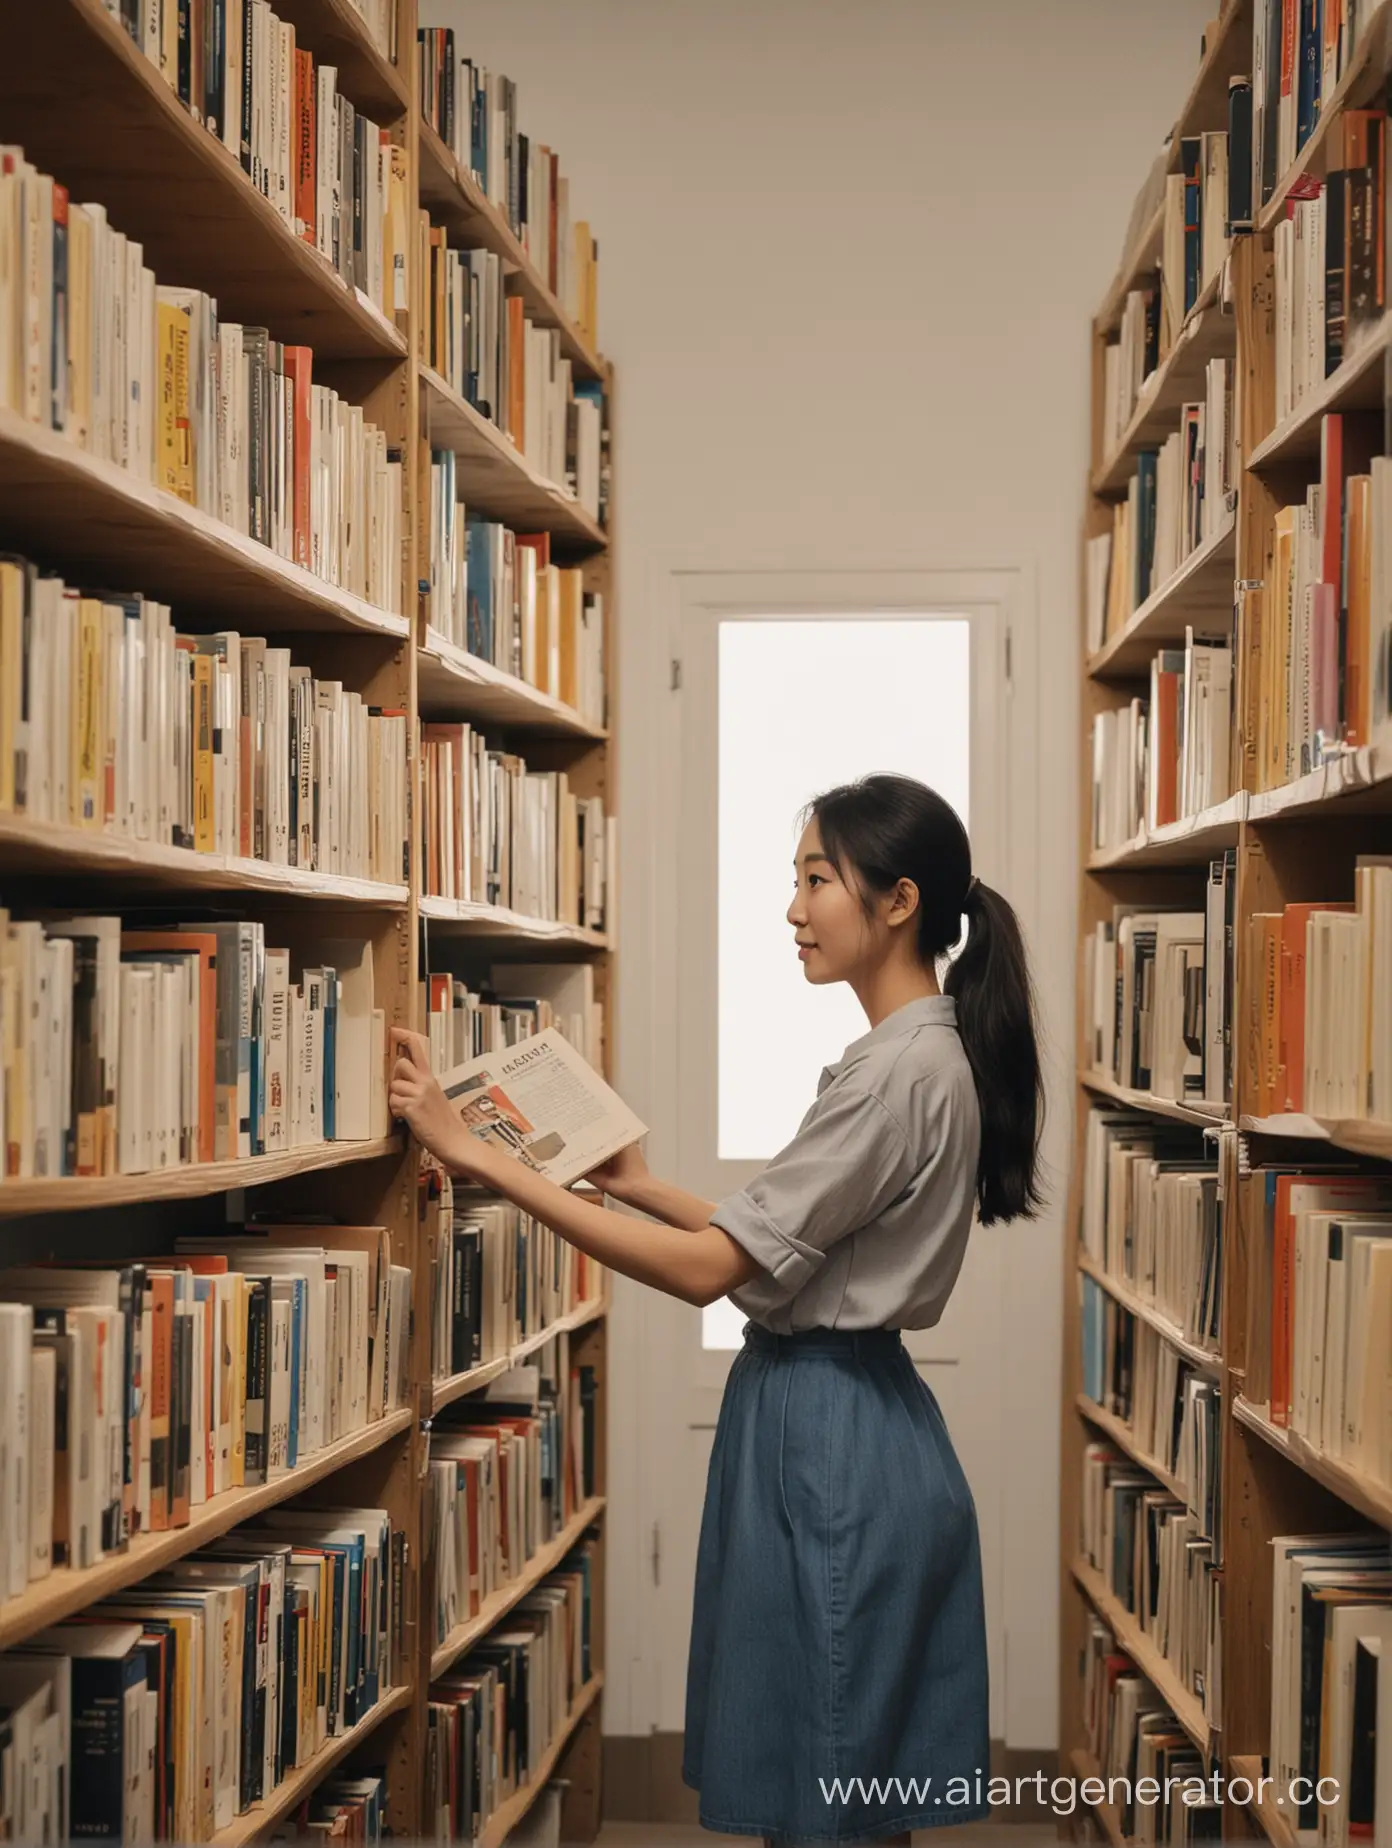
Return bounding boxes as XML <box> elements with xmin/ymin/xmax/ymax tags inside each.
<box><xmin>585</xmin><ymin>1145</ymin><xmax>717</xmax><ymax>1232</ymax></box>
<box><xmin>389</xmin><ymin>1032</ymin><xmax>761</xmax><ymax>1308</ymax></box>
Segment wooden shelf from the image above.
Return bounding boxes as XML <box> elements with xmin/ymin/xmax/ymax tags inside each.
<box><xmin>1166</xmin><ymin>0</ymin><xmax>1255</xmax><ymax>166</ymax></box>
<box><xmin>418</xmin><ymin>629</ymin><xmax>607</xmax><ymax>739</ymax></box>
<box><xmin>214</xmin><ymin>1684</ymin><xmax>411</xmax><ymax>1847</ymax></box>
<box><xmin>1094</xmin><ymin>275</ymin><xmax>1235</xmax><ymax>496</ymax></box>
<box><xmin>433</xmin><ymin>1292</ymin><xmax>610</xmax><ymax>1416</ymax></box>
<box><xmin>0</xmin><ymin>0</ymin><xmax>409</xmax><ymax>362</ymax></box>
<box><xmin>1076</xmin><ymin>1393</ymin><xmax>1193</xmax><ymax>1508</ymax></box>
<box><xmin>0</xmin><ymin>1134</ymin><xmax>403</xmax><ymax>1221</ymax></box>
<box><xmin>420</xmin><ymin>367</ymin><xmax>607</xmax><ymax>555</ymax></box>
<box><xmin>262</xmin><ymin>0</ymin><xmax>410</xmax><ymax>120</ymax></box>
<box><xmin>1088</xmin><ymin>511</ymin><xmax>1236</xmax><ymax>681</ymax></box>
<box><xmin>1088</xmin><ymin>790</ymin><xmax>1244</xmax><ymax>870</ymax></box>
<box><xmin>1076</xmin><ymin>1251</ymin><xmax>1221</xmax><ymax>1376</ymax></box>
<box><xmin>1258</xmin><ymin>0</ymin><xmax>1392</xmax><ymax>234</ymax></box>
<box><xmin>431</xmin><ymin>1495</ymin><xmax>606</xmax><ymax>1680</ymax></box>
<box><xmin>1098</xmin><ymin>201</ymin><xmax>1164</xmax><ymax>333</ymax></box>
<box><xmin>1247</xmin><ymin>743</ymin><xmax>1392</xmax><ymax>821</ymax></box>
<box><xmin>416</xmin><ymin>122</ymin><xmax>604</xmax><ymax>383</ymax></box>
<box><xmin>1070</xmin><ymin>1557</ymin><xmax>1213</xmax><ymax>1755</ymax></box>
<box><xmin>1229</xmin><ymin>1755</ymin><xmax>1297</xmax><ymax>1848</ymax></box>
<box><xmin>0</xmin><ymin>1407</ymin><xmax>413</xmax><ymax>1651</ymax></box>
<box><xmin>1238</xmin><ymin>1109</ymin><xmax>1392</xmax><ymax>1160</ymax></box>
<box><xmin>419</xmin><ymin>895</ymin><xmax>609</xmax><ymax>950</ymax></box>
<box><xmin>476</xmin><ymin>1673</ymin><xmax>604</xmax><ymax>1848</ymax></box>
<box><xmin>1231</xmin><ymin>1394</ymin><xmax>1392</xmax><ymax>1527</ymax></box>
<box><xmin>1080</xmin><ymin>1070</ymin><xmax>1229</xmax><ymax>1130</ymax></box>
<box><xmin>0</xmin><ymin>409</ymin><xmax>409</xmax><ymax>639</ymax></box>
<box><xmin>1069</xmin><ymin>1746</ymin><xmax>1128</xmax><ymax>1848</ymax></box>
<box><xmin>0</xmin><ymin>815</ymin><xmax>408</xmax><ymax>904</ymax></box>
<box><xmin>1248</xmin><ymin>314</ymin><xmax>1392</xmax><ymax>470</ymax></box>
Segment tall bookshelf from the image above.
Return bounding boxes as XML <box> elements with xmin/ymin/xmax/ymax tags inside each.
<box><xmin>1062</xmin><ymin>3</ymin><xmax>1392</xmax><ymax>1840</ymax></box>
<box><xmin>0</xmin><ymin>3</ymin><xmax>612</xmax><ymax>1842</ymax></box>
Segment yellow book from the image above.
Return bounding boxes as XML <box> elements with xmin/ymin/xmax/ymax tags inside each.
<box><xmin>191</xmin><ymin>648</ymin><xmax>215</xmax><ymax>853</ymax></box>
<box><xmin>66</xmin><ymin>203</ymin><xmax>92</xmax><ymax>448</ymax></box>
<box><xmin>73</xmin><ymin>596</ymin><xmax>102</xmax><ymax>828</ymax></box>
<box><xmin>0</xmin><ymin>560</ymin><xmax>22</xmax><ymax>812</ymax></box>
<box><xmin>156</xmin><ymin>299</ymin><xmax>181</xmax><ymax>494</ymax></box>
<box><xmin>231</xmin><ymin>1274</ymin><xmax>247</xmax><ymax>1487</ymax></box>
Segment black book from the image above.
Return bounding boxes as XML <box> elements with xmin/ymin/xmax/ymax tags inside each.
<box><xmin>242</xmin><ymin>328</ymin><xmax>269</xmax><ymax>546</ymax></box>
<box><xmin>579</xmin><ymin>1363</ymin><xmax>596</xmax><ymax>1497</ymax></box>
<box><xmin>1227</xmin><ymin>77</ymin><xmax>1254</xmax><ymax>233</ymax></box>
<box><xmin>353</xmin><ymin>114</ymin><xmax>366</xmax><ymax>293</ymax></box>
<box><xmin>67</xmin><ymin>1635</ymin><xmax>146</xmax><ymax>1839</ymax></box>
<box><xmin>443</xmin><ymin>27</ymin><xmax>455</xmax><ymax>150</ymax></box>
<box><xmin>177</xmin><ymin>0</ymin><xmax>192</xmax><ymax>111</ymax></box>
<box><xmin>1259</xmin><ymin>0</ymin><xmax>1281</xmax><ymax>204</ymax></box>
<box><xmin>243</xmin><ymin>1275</ymin><xmax>271</xmax><ymax>1483</ymax></box>
<box><xmin>1327</xmin><ymin>168</ymin><xmax>1348</xmax><ymax>375</ymax></box>
<box><xmin>205</xmin><ymin>0</ymin><xmax>225</xmax><ymax>141</ymax></box>
<box><xmin>1347</xmin><ymin>1636</ymin><xmax>1380</xmax><ymax>1834</ymax></box>
<box><xmin>240</xmin><ymin>0</ymin><xmax>254</xmax><ymax>175</ymax></box>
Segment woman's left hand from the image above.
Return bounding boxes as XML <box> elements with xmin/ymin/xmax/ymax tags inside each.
<box><xmin>389</xmin><ymin>1029</ymin><xmax>476</xmax><ymax>1171</ymax></box>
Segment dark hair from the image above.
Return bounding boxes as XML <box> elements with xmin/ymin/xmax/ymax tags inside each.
<box><xmin>806</xmin><ymin>773</ymin><xmax>1045</xmax><ymax>1226</ymax></box>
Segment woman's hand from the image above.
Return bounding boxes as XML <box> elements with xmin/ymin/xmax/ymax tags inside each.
<box><xmin>389</xmin><ymin>1029</ymin><xmax>476</xmax><ymax>1172</ymax></box>
<box><xmin>583</xmin><ymin>1138</ymin><xmax>650</xmax><ymax>1204</ymax></box>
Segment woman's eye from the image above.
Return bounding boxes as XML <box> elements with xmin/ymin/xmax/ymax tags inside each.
<box><xmin>807</xmin><ymin>874</ymin><xmax>823</xmax><ymax>888</ymax></box>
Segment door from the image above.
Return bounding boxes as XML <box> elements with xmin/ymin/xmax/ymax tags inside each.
<box><xmin>635</xmin><ymin>568</ymin><xmax>1021</xmax><ymax>1745</ymax></box>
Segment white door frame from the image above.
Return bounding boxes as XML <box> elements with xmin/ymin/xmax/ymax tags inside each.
<box><xmin>618</xmin><ymin>561</ymin><xmax>1045</xmax><ymax>1736</ymax></box>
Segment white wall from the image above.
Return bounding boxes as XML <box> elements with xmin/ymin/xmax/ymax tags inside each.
<box><xmin>425</xmin><ymin>0</ymin><xmax>1213</xmax><ymax>1750</ymax></box>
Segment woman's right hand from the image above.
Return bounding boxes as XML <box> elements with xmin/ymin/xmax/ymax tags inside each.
<box><xmin>584</xmin><ymin>1138</ymin><xmax>650</xmax><ymax>1203</ymax></box>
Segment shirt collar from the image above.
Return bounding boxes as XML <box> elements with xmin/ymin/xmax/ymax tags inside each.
<box><xmin>819</xmin><ymin>993</ymin><xmax>958</xmax><ymax>1087</ymax></box>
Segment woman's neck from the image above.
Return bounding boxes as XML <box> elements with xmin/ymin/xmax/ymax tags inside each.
<box><xmin>851</xmin><ymin>960</ymin><xmax>941</xmax><ymax>1030</ymax></box>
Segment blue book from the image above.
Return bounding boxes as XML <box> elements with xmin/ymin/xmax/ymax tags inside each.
<box><xmin>286</xmin><ymin>1277</ymin><xmax>304</xmax><ymax>1468</ymax></box>
<box><xmin>1297</xmin><ymin>0</ymin><xmax>1323</xmax><ymax>150</ymax></box>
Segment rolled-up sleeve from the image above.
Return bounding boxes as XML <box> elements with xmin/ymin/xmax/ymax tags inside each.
<box><xmin>710</xmin><ymin>1083</ymin><xmax>915</xmax><ymax>1294</ymax></box>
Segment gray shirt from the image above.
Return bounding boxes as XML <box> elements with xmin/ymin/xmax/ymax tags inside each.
<box><xmin>711</xmin><ymin>994</ymin><xmax>981</xmax><ymax>1333</ymax></box>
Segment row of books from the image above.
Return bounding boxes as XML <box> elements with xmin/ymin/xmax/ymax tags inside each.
<box><xmin>101</xmin><ymin>0</ymin><xmax>408</xmax><ymax>318</ymax></box>
<box><xmin>1080</xmin><ymin>1110</ymin><xmax>1222</xmax><ymax>1360</ymax></box>
<box><xmin>1255</xmin><ymin>415</ymin><xmax>1392</xmax><ymax>790</ymax></box>
<box><xmin>1080</xmin><ymin>1436</ymin><xmax>1220</xmax><ymax>1721</ymax></box>
<box><xmin>1080</xmin><ymin>1283</ymin><xmax>1221</xmax><ymax>1540</ymax></box>
<box><xmin>0</xmin><ymin>148</ymin><xmax>404</xmax><ymax>610</ymax></box>
<box><xmin>1083</xmin><ymin>865</ymin><xmax>1236</xmax><ymax>1107</ymax></box>
<box><xmin>1266</xmin><ymin>1532</ymin><xmax>1390</xmax><ymax>1848</ymax></box>
<box><xmin>0</xmin><ymin>1503</ymin><xmax>399</xmax><ymax>1841</ymax></box>
<box><xmin>1254</xmin><ymin>0</ymin><xmax>1371</xmax><ymax>214</ymax></box>
<box><xmin>0</xmin><ymin>917</ymin><xmax>389</xmax><ymax>1180</ymax></box>
<box><xmin>1090</xmin><ymin>637</ymin><xmax>1236</xmax><ymax>851</ymax></box>
<box><xmin>1272</xmin><ymin>112</ymin><xmax>1385</xmax><ymax>426</ymax></box>
<box><xmin>422</xmin><ymin>228</ymin><xmax>604</xmax><ymax>516</ymax></box>
<box><xmin>1247</xmin><ymin>867</ymin><xmax>1392</xmax><ymax>1122</ymax></box>
<box><xmin>415</xmin><ymin>29</ymin><xmax>600</xmax><ymax>352</ymax></box>
<box><xmin>1080</xmin><ymin>1614</ymin><xmax>1221</xmax><ymax>1842</ymax></box>
<box><xmin>272</xmin><ymin>1773</ymin><xmax>387</xmax><ymax>1844</ymax></box>
<box><xmin>422</xmin><ymin>963</ymin><xmax>602</xmax><ymax>1083</ymax></box>
<box><xmin>0</xmin><ymin>1234</ymin><xmax>409</xmax><ymax>1599</ymax></box>
<box><xmin>1245</xmin><ymin>1167</ymin><xmax>1392</xmax><ymax>1485</ymax></box>
<box><xmin>430</xmin><ymin>1335</ymin><xmax>597</xmax><ymax>1646</ymax></box>
<box><xmin>425</xmin><ymin>486</ymin><xmax>607</xmax><ymax>726</ymax></box>
<box><xmin>425</xmin><ymin>1540</ymin><xmax>594</xmax><ymax>1844</ymax></box>
<box><xmin>0</xmin><ymin>561</ymin><xmax>408</xmax><ymax>882</ymax></box>
<box><xmin>428</xmin><ymin>1179</ymin><xmax>604</xmax><ymax>1386</ymax></box>
<box><xmin>420</xmin><ymin>725</ymin><xmax>611</xmax><ymax>930</ymax></box>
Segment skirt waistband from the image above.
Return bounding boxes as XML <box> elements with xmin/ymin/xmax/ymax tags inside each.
<box><xmin>742</xmin><ymin>1320</ymin><xmax>903</xmax><ymax>1358</ymax></box>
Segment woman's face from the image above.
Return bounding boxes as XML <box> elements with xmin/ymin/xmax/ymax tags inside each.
<box><xmin>786</xmin><ymin>818</ymin><xmax>876</xmax><ymax>985</ymax></box>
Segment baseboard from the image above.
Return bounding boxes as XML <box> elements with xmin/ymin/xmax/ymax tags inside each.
<box><xmin>602</xmin><ymin>1735</ymin><xmax>1057</xmax><ymax>1825</ymax></box>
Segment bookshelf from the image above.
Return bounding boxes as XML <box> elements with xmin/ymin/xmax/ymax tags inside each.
<box><xmin>0</xmin><ymin>4</ymin><xmax>614</xmax><ymax>1844</ymax></box>
<box><xmin>1063</xmin><ymin>4</ymin><xmax>1392</xmax><ymax>1842</ymax></box>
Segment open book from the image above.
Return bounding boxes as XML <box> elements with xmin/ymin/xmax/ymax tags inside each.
<box><xmin>437</xmin><ymin>1027</ymin><xmax>645</xmax><ymax>1188</ymax></box>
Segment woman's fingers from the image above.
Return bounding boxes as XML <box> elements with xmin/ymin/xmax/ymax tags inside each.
<box><xmin>389</xmin><ymin>1028</ymin><xmax>432</xmax><ymax>1070</ymax></box>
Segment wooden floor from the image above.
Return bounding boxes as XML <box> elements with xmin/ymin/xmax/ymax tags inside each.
<box><xmin>591</xmin><ymin>1825</ymin><xmax>1060</xmax><ymax>1845</ymax></box>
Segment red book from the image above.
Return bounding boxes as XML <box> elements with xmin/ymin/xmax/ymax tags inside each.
<box><xmin>507</xmin><ymin>295</ymin><xmax>526</xmax><ymax>447</ymax></box>
<box><xmin>1153</xmin><ymin>666</ymin><xmax>1180</xmax><ymax>827</ymax></box>
<box><xmin>282</xmin><ymin>346</ymin><xmax>312</xmax><ymax>570</ymax></box>
<box><xmin>294</xmin><ymin>49</ymin><xmax>316</xmax><ymax>242</ymax></box>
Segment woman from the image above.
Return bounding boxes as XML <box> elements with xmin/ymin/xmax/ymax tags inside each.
<box><xmin>390</xmin><ymin>772</ymin><xmax>1045</xmax><ymax>1847</ymax></box>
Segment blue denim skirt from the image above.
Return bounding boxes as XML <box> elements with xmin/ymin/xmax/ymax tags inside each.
<box><xmin>682</xmin><ymin>1322</ymin><xmax>991</xmax><ymax>1845</ymax></box>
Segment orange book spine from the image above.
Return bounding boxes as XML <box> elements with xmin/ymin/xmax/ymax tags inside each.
<box><xmin>294</xmin><ymin>49</ymin><xmax>316</xmax><ymax>242</ymax></box>
<box><xmin>1154</xmin><ymin>670</ymin><xmax>1179</xmax><ymax>827</ymax></box>
<box><xmin>1258</xmin><ymin>914</ymin><xmax>1282</xmax><ymax>1117</ymax></box>
<box><xmin>508</xmin><ymin>295</ymin><xmax>526</xmax><ymax>448</ymax></box>
<box><xmin>284</xmin><ymin>346</ymin><xmax>313</xmax><ymax>570</ymax></box>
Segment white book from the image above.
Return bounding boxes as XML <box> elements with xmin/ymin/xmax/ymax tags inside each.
<box><xmin>266</xmin><ymin>1292</ymin><xmax>292</xmax><ymax>1479</ymax></box>
<box><xmin>0</xmin><ymin>1303</ymin><xmax>32</xmax><ymax>1596</ymax></box>
<box><xmin>264</xmin><ymin>947</ymin><xmax>290</xmax><ymax>1151</ymax></box>
<box><xmin>28</xmin><ymin>1342</ymin><xmax>54</xmax><ymax>1581</ymax></box>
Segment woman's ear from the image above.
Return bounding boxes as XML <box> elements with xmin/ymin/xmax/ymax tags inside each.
<box><xmin>885</xmin><ymin>877</ymin><xmax>920</xmax><ymax>929</ymax></box>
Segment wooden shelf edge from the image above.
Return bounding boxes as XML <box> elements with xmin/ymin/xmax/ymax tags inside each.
<box><xmin>475</xmin><ymin>1673</ymin><xmax>605</xmax><ymax>1848</ymax></box>
<box><xmin>1075</xmin><ymin>1251</ymin><xmax>1222</xmax><ymax>1375</ymax></box>
<box><xmin>418</xmin><ymin>896</ymin><xmax>609</xmax><ymax>949</ymax></box>
<box><xmin>0</xmin><ymin>1406</ymin><xmax>413</xmax><ymax>1652</ymax></box>
<box><xmin>1093</xmin><ymin>274</ymin><xmax>1232</xmax><ymax>494</ymax></box>
<box><xmin>418</xmin><ymin>630</ymin><xmax>607</xmax><ymax>739</ymax></box>
<box><xmin>1088</xmin><ymin>790</ymin><xmax>1245</xmax><ymax>870</ymax></box>
<box><xmin>1079</xmin><ymin>1070</ymin><xmax>1230</xmax><ymax>1130</ymax></box>
<box><xmin>1247</xmin><ymin>315</ymin><xmax>1392</xmax><ymax>469</ymax></box>
<box><xmin>430</xmin><ymin>1495</ymin><xmax>606</xmax><ymax>1681</ymax></box>
<box><xmin>1070</xmin><ymin>1558</ymin><xmax>1213</xmax><ymax>1755</ymax></box>
<box><xmin>1230</xmin><ymin>1394</ymin><xmax>1392</xmax><ymax>1526</ymax></box>
<box><xmin>0</xmin><ymin>814</ymin><xmax>409</xmax><ymax>902</ymax></box>
<box><xmin>1087</xmin><ymin>511</ymin><xmax>1237</xmax><ymax>680</ymax></box>
<box><xmin>432</xmin><ymin>1292</ymin><xmax>610</xmax><ymax>1416</ymax></box>
<box><xmin>416</xmin><ymin>122</ymin><xmax>605</xmax><ymax>382</ymax></box>
<box><xmin>1076</xmin><ymin>1393</ymin><xmax>1195</xmax><ymax>1508</ymax></box>
<box><xmin>216</xmin><ymin>1682</ymin><xmax>411</xmax><ymax>1847</ymax></box>
<box><xmin>0</xmin><ymin>1134</ymin><xmax>404</xmax><ymax>1220</ymax></box>
<box><xmin>1068</xmin><ymin>1746</ymin><xmax>1128</xmax><ymax>1848</ymax></box>
<box><xmin>1247</xmin><ymin>742</ymin><xmax>1392</xmax><ymax>820</ymax></box>
<box><xmin>1238</xmin><ymin>1109</ymin><xmax>1392</xmax><ymax>1159</ymax></box>
<box><xmin>1229</xmin><ymin>1754</ymin><xmax>1297</xmax><ymax>1848</ymax></box>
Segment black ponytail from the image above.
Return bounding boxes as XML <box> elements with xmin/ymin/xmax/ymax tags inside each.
<box><xmin>807</xmin><ymin>774</ymin><xmax>1045</xmax><ymax>1227</ymax></box>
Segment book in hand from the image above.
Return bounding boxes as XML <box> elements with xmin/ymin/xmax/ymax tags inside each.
<box><xmin>436</xmin><ymin>1026</ymin><xmax>643</xmax><ymax>1188</ymax></box>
